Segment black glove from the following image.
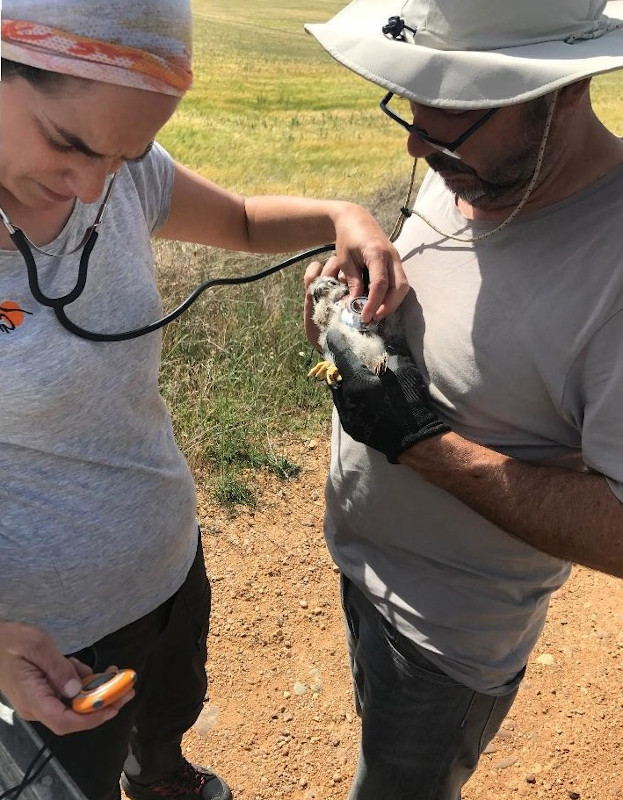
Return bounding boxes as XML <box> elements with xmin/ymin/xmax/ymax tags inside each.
<box><xmin>325</xmin><ymin>329</ymin><xmax>451</xmax><ymax>463</ymax></box>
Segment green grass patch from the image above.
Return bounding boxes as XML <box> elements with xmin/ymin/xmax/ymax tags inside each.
<box><xmin>156</xmin><ymin>240</ymin><xmax>331</xmax><ymax>510</ymax></box>
<box><xmin>159</xmin><ymin>2</ymin><xmax>623</xmax><ymax>198</ymax></box>
<box><xmin>156</xmin><ymin>0</ymin><xmax>411</xmax><ymax>197</ymax></box>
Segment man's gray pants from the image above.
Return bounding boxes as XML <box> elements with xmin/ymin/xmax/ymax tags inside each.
<box><xmin>341</xmin><ymin>575</ymin><xmax>520</xmax><ymax>800</ymax></box>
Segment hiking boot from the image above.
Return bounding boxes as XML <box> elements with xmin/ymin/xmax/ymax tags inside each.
<box><xmin>121</xmin><ymin>760</ymin><xmax>232</xmax><ymax>800</ymax></box>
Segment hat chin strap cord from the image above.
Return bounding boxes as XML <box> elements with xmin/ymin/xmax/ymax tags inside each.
<box><xmin>390</xmin><ymin>92</ymin><xmax>558</xmax><ymax>244</ymax></box>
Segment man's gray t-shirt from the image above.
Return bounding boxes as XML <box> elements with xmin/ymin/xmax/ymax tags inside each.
<box><xmin>0</xmin><ymin>143</ymin><xmax>198</xmax><ymax>654</ymax></box>
<box><xmin>325</xmin><ymin>167</ymin><xmax>623</xmax><ymax>694</ymax></box>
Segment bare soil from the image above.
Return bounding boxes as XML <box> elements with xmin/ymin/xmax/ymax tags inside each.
<box><xmin>185</xmin><ymin>436</ymin><xmax>623</xmax><ymax>800</ymax></box>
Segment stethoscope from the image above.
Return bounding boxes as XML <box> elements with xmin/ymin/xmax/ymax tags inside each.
<box><xmin>0</xmin><ymin>173</ymin><xmax>335</xmax><ymax>342</ymax></box>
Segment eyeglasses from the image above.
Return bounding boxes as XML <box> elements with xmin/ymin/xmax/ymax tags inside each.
<box><xmin>380</xmin><ymin>92</ymin><xmax>499</xmax><ymax>160</ymax></box>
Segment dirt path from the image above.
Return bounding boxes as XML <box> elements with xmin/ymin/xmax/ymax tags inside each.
<box><xmin>185</xmin><ymin>436</ymin><xmax>623</xmax><ymax>800</ymax></box>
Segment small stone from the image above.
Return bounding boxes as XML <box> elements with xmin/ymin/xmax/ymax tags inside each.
<box><xmin>567</xmin><ymin>793</ymin><xmax>581</xmax><ymax>800</ymax></box>
<box><xmin>536</xmin><ymin>653</ymin><xmax>556</xmax><ymax>666</ymax></box>
<box><xmin>526</xmin><ymin>774</ymin><xmax>537</xmax><ymax>784</ymax></box>
<box><xmin>193</xmin><ymin>704</ymin><xmax>219</xmax><ymax>737</ymax></box>
<box><xmin>299</xmin><ymin>600</ymin><xmax>309</xmax><ymax>609</ymax></box>
<box><xmin>494</xmin><ymin>757</ymin><xmax>517</xmax><ymax>770</ymax></box>
<box><xmin>309</xmin><ymin>671</ymin><xmax>323</xmax><ymax>693</ymax></box>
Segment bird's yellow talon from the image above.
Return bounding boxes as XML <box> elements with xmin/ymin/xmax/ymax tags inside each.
<box><xmin>325</xmin><ymin>365</ymin><xmax>342</xmax><ymax>385</ymax></box>
<box><xmin>308</xmin><ymin>361</ymin><xmax>328</xmax><ymax>379</ymax></box>
<box><xmin>308</xmin><ymin>360</ymin><xmax>342</xmax><ymax>385</ymax></box>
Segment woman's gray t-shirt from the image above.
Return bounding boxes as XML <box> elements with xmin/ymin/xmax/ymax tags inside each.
<box><xmin>0</xmin><ymin>143</ymin><xmax>198</xmax><ymax>654</ymax></box>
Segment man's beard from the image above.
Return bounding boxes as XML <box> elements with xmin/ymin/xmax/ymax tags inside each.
<box><xmin>426</xmin><ymin>98</ymin><xmax>551</xmax><ymax>210</ymax></box>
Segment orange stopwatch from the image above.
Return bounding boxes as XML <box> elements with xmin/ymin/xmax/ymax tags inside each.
<box><xmin>71</xmin><ymin>669</ymin><xmax>137</xmax><ymax>714</ymax></box>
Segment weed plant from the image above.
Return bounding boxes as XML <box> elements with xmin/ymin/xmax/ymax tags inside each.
<box><xmin>156</xmin><ymin>241</ymin><xmax>327</xmax><ymax>509</ymax></box>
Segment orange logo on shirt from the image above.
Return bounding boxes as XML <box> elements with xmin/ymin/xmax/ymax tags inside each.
<box><xmin>0</xmin><ymin>300</ymin><xmax>33</xmax><ymax>334</ymax></box>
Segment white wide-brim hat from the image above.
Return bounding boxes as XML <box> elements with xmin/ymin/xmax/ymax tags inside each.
<box><xmin>305</xmin><ymin>0</ymin><xmax>623</xmax><ymax>109</ymax></box>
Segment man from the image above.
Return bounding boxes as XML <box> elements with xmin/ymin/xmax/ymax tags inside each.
<box><xmin>303</xmin><ymin>1</ymin><xmax>623</xmax><ymax>798</ymax></box>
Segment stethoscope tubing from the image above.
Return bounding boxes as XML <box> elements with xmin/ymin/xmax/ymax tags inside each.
<box><xmin>8</xmin><ymin>224</ymin><xmax>335</xmax><ymax>342</ymax></box>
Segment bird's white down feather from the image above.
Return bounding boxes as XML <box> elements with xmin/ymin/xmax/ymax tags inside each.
<box><xmin>309</xmin><ymin>276</ymin><xmax>387</xmax><ymax>375</ymax></box>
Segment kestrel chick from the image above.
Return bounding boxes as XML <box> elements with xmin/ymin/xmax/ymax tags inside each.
<box><xmin>307</xmin><ymin>276</ymin><xmax>388</xmax><ymax>385</ymax></box>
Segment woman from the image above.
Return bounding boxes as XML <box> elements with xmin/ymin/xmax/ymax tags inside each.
<box><xmin>0</xmin><ymin>2</ymin><xmax>407</xmax><ymax>799</ymax></box>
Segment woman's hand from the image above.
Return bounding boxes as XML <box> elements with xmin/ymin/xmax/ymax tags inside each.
<box><xmin>0</xmin><ymin>621</ymin><xmax>133</xmax><ymax>735</ymax></box>
<box><xmin>166</xmin><ymin>167</ymin><xmax>408</xmax><ymax>320</ymax></box>
<box><xmin>329</xmin><ymin>202</ymin><xmax>407</xmax><ymax>323</ymax></box>
<box><xmin>165</xmin><ymin>168</ymin><xmax>408</xmax><ymax>321</ymax></box>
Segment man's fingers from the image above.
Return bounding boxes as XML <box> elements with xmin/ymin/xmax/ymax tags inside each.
<box><xmin>303</xmin><ymin>259</ymin><xmax>325</xmax><ymax>290</ymax></box>
<box><xmin>319</xmin><ymin>254</ymin><xmax>340</xmax><ymax>278</ymax></box>
<box><xmin>303</xmin><ymin>254</ymin><xmax>341</xmax><ymax>288</ymax></box>
<box><xmin>304</xmin><ymin>261</ymin><xmax>324</xmax><ymax>348</ymax></box>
